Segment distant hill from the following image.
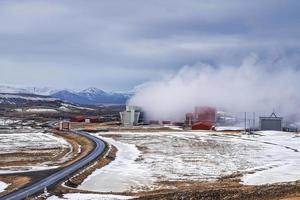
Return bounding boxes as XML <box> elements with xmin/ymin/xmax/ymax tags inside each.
<box><xmin>0</xmin><ymin>93</ymin><xmax>102</xmax><ymax>116</ymax></box>
<box><xmin>0</xmin><ymin>85</ymin><xmax>131</xmax><ymax>105</ymax></box>
<box><xmin>51</xmin><ymin>87</ymin><xmax>130</xmax><ymax>105</ymax></box>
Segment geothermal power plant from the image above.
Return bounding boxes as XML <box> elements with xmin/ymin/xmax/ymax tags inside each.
<box><xmin>119</xmin><ymin>105</ymin><xmax>291</xmax><ymax>132</ymax></box>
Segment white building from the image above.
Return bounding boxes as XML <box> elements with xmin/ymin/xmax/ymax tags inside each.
<box><xmin>120</xmin><ymin>106</ymin><xmax>142</xmax><ymax>126</ymax></box>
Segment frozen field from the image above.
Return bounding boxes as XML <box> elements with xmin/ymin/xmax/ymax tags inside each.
<box><xmin>0</xmin><ymin>125</ymin><xmax>71</xmax><ymax>173</ymax></box>
<box><xmin>79</xmin><ymin>131</ymin><xmax>300</xmax><ymax>193</ymax></box>
<box><xmin>0</xmin><ymin>131</ymin><xmax>70</xmax><ymax>153</ymax></box>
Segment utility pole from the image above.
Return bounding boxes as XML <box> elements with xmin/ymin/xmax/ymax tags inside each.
<box><xmin>244</xmin><ymin>112</ymin><xmax>247</xmax><ymax>133</ymax></box>
<box><xmin>253</xmin><ymin>112</ymin><xmax>255</xmax><ymax>130</ymax></box>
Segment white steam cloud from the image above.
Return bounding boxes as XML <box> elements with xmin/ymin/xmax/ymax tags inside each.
<box><xmin>129</xmin><ymin>54</ymin><xmax>300</xmax><ymax>122</ymax></box>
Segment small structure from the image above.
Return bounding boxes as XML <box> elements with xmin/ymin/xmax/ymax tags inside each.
<box><xmin>120</xmin><ymin>106</ymin><xmax>142</xmax><ymax>126</ymax></box>
<box><xmin>192</xmin><ymin>121</ymin><xmax>213</xmax><ymax>130</ymax></box>
<box><xmin>185</xmin><ymin>106</ymin><xmax>216</xmax><ymax>130</ymax></box>
<box><xmin>59</xmin><ymin>121</ymin><xmax>70</xmax><ymax>130</ymax></box>
<box><xmin>149</xmin><ymin>120</ymin><xmax>160</xmax><ymax>125</ymax></box>
<box><xmin>259</xmin><ymin>112</ymin><xmax>282</xmax><ymax>131</ymax></box>
<box><xmin>162</xmin><ymin>121</ymin><xmax>171</xmax><ymax>125</ymax></box>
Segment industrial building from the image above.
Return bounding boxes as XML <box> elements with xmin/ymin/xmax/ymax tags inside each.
<box><xmin>70</xmin><ymin>116</ymin><xmax>99</xmax><ymax>123</ymax></box>
<box><xmin>185</xmin><ymin>106</ymin><xmax>216</xmax><ymax>130</ymax></box>
<box><xmin>120</xmin><ymin>105</ymin><xmax>143</xmax><ymax>126</ymax></box>
<box><xmin>259</xmin><ymin>112</ymin><xmax>282</xmax><ymax>131</ymax></box>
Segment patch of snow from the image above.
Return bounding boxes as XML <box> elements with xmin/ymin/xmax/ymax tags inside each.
<box><xmin>79</xmin><ymin>136</ymin><xmax>154</xmax><ymax>193</ymax></box>
<box><xmin>241</xmin><ymin>131</ymin><xmax>300</xmax><ymax>185</ymax></box>
<box><xmin>77</xmin><ymin>145</ymin><xmax>82</xmax><ymax>154</ymax></box>
<box><xmin>47</xmin><ymin>193</ymin><xmax>134</xmax><ymax>200</ymax></box>
<box><xmin>0</xmin><ymin>132</ymin><xmax>70</xmax><ymax>153</ymax></box>
<box><xmin>61</xmin><ymin>103</ymin><xmax>94</xmax><ymax>111</ymax></box>
<box><xmin>0</xmin><ymin>181</ymin><xmax>8</xmax><ymax>193</ymax></box>
<box><xmin>215</xmin><ymin>126</ymin><xmax>244</xmax><ymax>131</ymax></box>
<box><xmin>0</xmin><ymin>118</ymin><xmax>20</xmax><ymax>125</ymax></box>
<box><xmin>164</xmin><ymin>125</ymin><xmax>183</xmax><ymax>130</ymax></box>
<box><xmin>0</xmin><ymin>94</ymin><xmax>57</xmax><ymax>101</ymax></box>
<box><xmin>25</xmin><ymin>108</ymin><xmax>58</xmax><ymax>113</ymax></box>
<box><xmin>0</xmin><ymin>166</ymin><xmax>59</xmax><ymax>175</ymax></box>
<box><xmin>58</xmin><ymin>106</ymin><xmax>70</xmax><ymax>111</ymax></box>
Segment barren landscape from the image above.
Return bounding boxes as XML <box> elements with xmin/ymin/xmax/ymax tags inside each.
<box><xmin>46</xmin><ymin>129</ymin><xmax>300</xmax><ymax>200</ymax></box>
<box><xmin>78</xmin><ymin>131</ymin><xmax>300</xmax><ymax>190</ymax></box>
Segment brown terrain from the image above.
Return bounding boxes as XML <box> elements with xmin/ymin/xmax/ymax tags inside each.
<box><xmin>1</xmin><ymin>120</ymin><xmax>300</xmax><ymax>200</ymax></box>
<box><xmin>0</xmin><ymin>127</ymin><xmax>97</xmax><ymax>196</ymax></box>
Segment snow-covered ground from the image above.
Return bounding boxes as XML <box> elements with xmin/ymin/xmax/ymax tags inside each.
<box><xmin>47</xmin><ymin>193</ymin><xmax>134</xmax><ymax>200</ymax></box>
<box><xmin>24</xmin><ymin>108</ymin><xmax>58</xmax><ymax>113</ymax></box>
<box><xmin>0</xmin><ymin>181</ymin><xmax>8</xmax><ymax>193</ymax></box>
<box><xmin>0</xmin><ymin>118</ymin><xmax>20</xmax><ymax>126</ymax></box>
<box><xmin>0</xmin><ymin>131</ymin><xmax>70</xmax><ymax>153</ymax></box>
<box><xmin>79</xmin><ymin>137</ymin><xmax>153</xmax><ymax>192</ymax></box>
<box><xmin>241</xmin><ymin>131</ymin><xmax>300</xmax><ymax>185</ymax></box>
<box><xmin>0</xmin><ymin>125</ymin><xmax>72</xmax><ymax>174</ymax></box>
<box><xmin>61</xmin><ymin>103</ymin><xmax>95</xmax><ymax>111</ymax></box>
<box><xmin>214</xmin><ymin>126</ymin><xmax>245</xmax><ymax>131</ymax></box>
<box><xmin>0</xmin><ymin>94</ymin><xmax>57</xmax><ymax>101</ymax></box>
<box><xmin>79</xmin><ymin>131</ymin><xmax>300</xmax><ymax>193</ymax></box>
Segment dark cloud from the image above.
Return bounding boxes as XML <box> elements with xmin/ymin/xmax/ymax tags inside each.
<box><xmin>0</xmin><ymin>0</ymin><xmax>299</xmax><ymax>91</ymax></box>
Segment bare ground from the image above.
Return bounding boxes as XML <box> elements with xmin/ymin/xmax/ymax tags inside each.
<box><xmin>0</xmin><ymin>176</ymin><xmax>31</xmax><ymax>196</ymax></box>
<box><xmin>136</xmin><ymin>179</ymin><xmax>300</xmax><ymax>200</ymax></box>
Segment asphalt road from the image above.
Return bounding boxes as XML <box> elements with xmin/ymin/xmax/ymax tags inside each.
<box><xmin>0</xmin><ymin>130</ymin><xmax>106</xmax><ymax>200</ymax></box>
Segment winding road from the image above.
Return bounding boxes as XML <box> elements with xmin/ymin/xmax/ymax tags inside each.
<box><xmin>0</xmin><ymin>130</ymin><xmax>106</xmax><ymax>200</ymax></box>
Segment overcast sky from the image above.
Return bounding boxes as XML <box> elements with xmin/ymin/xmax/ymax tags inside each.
<box><xmin>0</xmin><ymin>0</ymin><xmax>299</xmax><ymax>91</ymax></box>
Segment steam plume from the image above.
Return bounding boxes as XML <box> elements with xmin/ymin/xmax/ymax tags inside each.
<box><xmin>129</xmin><ymin>54</ymin><xmax>300</xmax><ymax>122</ymax></box>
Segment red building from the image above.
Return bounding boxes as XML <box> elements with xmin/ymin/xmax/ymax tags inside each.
<box><xmin>187</xmin><ymin>106</ymin><xmax>216</xmax><ymax>130</ymax></box>
<box><xmin>70</xmin><ymin>116</ymin><xmax>85</xmax><ymax>122</ymax></box>
<box><xmin>192</xmin><ymin>121</ymin><xmax>213</xmax><ymax>130</ymax></box>
<box><xmin>70</xmin><ymin>116</ymin><xmax>98</xmax><ymax>123</ymax></box>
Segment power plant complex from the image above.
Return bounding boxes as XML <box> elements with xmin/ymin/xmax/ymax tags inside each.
<box><xmin>119</xmin><ymin>105</ymin><xmax>292</xmax><ymax>132</ymax></box>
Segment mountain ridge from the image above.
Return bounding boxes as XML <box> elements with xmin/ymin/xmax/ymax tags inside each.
<box><xmin>0</xmin><ymin>85</ymin><xmax>130</xmax><ymax>105</ymax></box>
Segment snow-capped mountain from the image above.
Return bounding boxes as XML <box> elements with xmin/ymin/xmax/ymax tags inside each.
<box><xmin>0</xmin><ymin>85</ymin><xmax>130</xmax><ymax>105</ymax></box>
<box><xmin>51</xmin><ymin>87</ymin><xmax>130</xmax><ymax>105</ymax></box>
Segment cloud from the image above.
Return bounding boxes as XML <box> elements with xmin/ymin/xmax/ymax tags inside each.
<box><xmin>0</xmin><ymin>0</ymin><xmax>299</xmax><ymax>90</ymax></box>
<box><xmin>129</xmin><ymin>54</ymin><xmax>300</xmax><ymax>122</ymax></box>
